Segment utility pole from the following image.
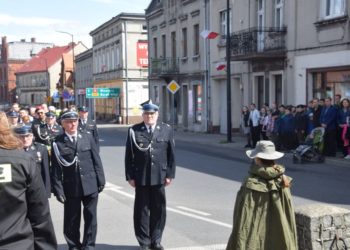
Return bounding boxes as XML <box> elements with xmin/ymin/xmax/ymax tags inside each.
<box><xmin>226</xmin><ymin>0</ymin><xmax>232</xmax><ymax>142</ymax></box>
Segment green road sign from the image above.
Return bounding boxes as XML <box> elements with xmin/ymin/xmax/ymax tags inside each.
<box><xmin>86</xmin><ymin>88</ymin><xmax>120</xmax><ymax>98</ymax></box>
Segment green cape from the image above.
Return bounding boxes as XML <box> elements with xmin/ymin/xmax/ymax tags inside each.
<box><xmin>226</xmin><ymin>163</ymin><xmax>298</xmax><ymax>250</ymax></box>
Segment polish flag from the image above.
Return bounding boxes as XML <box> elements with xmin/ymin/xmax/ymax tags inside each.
<box><xmin>216</xmin><ymin>62</ymin><xmax>226</xmax><ymax>71</ymax></box>
<box><xmin>200</xmin><ymin>30</ymin><xmax>219</xmax><ymax>39</ymax></box>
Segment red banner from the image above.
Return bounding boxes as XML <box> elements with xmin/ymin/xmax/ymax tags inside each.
<box><xmin>137</xmin><ymin>42</ymin><xmax>148</xmax><ymax>67</ymax></box>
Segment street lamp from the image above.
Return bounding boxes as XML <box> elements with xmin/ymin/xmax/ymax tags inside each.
<box><xmin>226</xmin><ymin>0</ymin><xmax>232</xmax><ymax>142</ymax></box>
<box><xmin>56</xmin><ymin>30</ymin><xmax>75</xmax><ymax>105</ymax></box>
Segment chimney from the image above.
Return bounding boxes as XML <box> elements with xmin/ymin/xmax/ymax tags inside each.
<box><xmin>31</xmin><ymin>37</ymin><xmax>36</xmax><ymax>43</ymax></box>
<box><xmin>20</xmin><ymin>39</ymin><xmax>26</xmax><ymax>42</ymax></box>
<box><xmin>1</xmin><ymin>36</ymin><xmax>8</xmax><ymax>61</ymax></box>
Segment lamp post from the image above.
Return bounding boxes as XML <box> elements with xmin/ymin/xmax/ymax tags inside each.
<box><xmin>56</xmin><ymin>30</ymin><xmax>75</xmax><ymax>105</ymax></box>
<box><xmin>226</xmin><ymin>0</ymin><xmax>232</xmax><ymax>142</ymax></box>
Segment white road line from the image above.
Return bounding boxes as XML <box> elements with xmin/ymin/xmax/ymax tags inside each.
<box><xmin>105</xmin><ymin>182</ymin><xmax>232</xmax><ymax>229</ymax></box>
<box><xmin>167</xmin><ymin>244</ymin><xmax>227</xmax><ymax>250</ymax></box>
<box><xmin>176</xmin><ymin>206</ymin><xmax>211</xmax><ymax>216</ymax></box>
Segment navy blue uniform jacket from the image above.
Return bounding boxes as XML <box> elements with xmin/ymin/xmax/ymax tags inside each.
<box><xmin>125</xmin><ymin>122</ymin><xmax>176</xmax><ymax>186</ymax></box>
<box><xmin>51</xmin><ymin>132</ymin><xmax>105</xmax><ymax>198</ymax></box>
<box><xmin>320</xmin><ymin>105</ymin><xmax>337</xmax><ymax>131</ymax></box>
<box><xmin>0</xmin><ymin>148</ymin><xmax>57</xmax><ymax>250</ymax></box>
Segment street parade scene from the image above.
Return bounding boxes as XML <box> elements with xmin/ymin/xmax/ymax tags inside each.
<box><xmin>1</xmin><ymin>1</ymin><xmax>350</xmax><ymax>250</ymax></box>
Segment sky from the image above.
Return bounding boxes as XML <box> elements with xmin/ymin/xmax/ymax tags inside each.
<box><xmin>0</xmin><ymin>0</ymin><xmax>150</xmax><ymax>48</ymax></box>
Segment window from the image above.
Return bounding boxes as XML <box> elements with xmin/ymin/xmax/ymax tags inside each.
<box><xmin>193</xmin><ymin>24</ymin><xmax>199</xmax><ymax>56</ymax></box>
<box><xmin>219</xmin><ymin>10</ymin><xmax>232</xmax><ymax>36</ymax></box>
<box><xmin>323</xmin><ymin>0</ymin><xmax>345</xmax><ymax>18</ymax></box>
<box><xmin>154</xmin><ymin>85</ymin><xmax>159</xmax><ymax>104</ymax></box>
<box><xmin>193</xmin><ymin>84</ymin><xmax>202</xmax><ymax>123</ymax></box>
<box><xmin>153</xmin><ymin>37</ymin><xmax>158</xmax><ymax>58</ymax></box>
<box><xmin>162</xmin><ymin>34</ymin><xmax>166</xmax><ymax>58</ymax></box>
<box><xmin>171</xmin><ymin>32</ymin><xmax>176</xmax><ymax>58</ymax></box>
<box><xmin>182</xmin><ymin>28</ymin><xmax>187</xmax><ymax>57</ymax></box>
<box><xmin>275</xmin><ymin>0</ymin><xmax>283</xmax><ymax>28</ymax></box>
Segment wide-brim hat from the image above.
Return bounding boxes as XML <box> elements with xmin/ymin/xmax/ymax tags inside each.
<box><xmin>60</xmin><ymin>111</ymin><xmax>78</xmax><ymax>120</ymax></box>
<box><xmin>246</xmin><ymin>140</ymin><xmax>284</xmax><ymax>160</ymax></box>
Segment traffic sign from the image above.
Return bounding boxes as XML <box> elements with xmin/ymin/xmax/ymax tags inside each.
<box><xmin>167</xmin><ymin>80</ymin><xmax>180</xmax><ymax>94</ymax></box>
<box><xmin>86</xmin><ymin>88</ymin><xmax>120</xmax><ymax>98</ymax></box>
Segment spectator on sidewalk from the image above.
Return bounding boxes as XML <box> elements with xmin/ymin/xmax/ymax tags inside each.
<box><xmin>295</xmin><ymin>104</ymin><xmax>308</xmax><ymax>144</ymax></box>
<box><xmin>311</xmin><ymin>98</ymin><xmax>322</xmax><ymax>129</ymax></box>
<box><xmin>249</xmin><ymin>103</ymin><xmax>260</xmax><ymax>148</ymax></box>
<box><xmin>241</xmin><ymin>106</ymin><xmax>251</xmax><ymax>148</ymax></box>
<box><xmin>226</xmin><ymin>140</ymin><xmax>297</xmax><ymax>250</ymax></box>
<box><xmin>337</xmin><ymin>98</ymin><xmax>350</xmax><ymax>159</ymax></box>
<box><xmin>279</xmin><ymin>106</ymin><xmax>297</xmax><ymax>151</ymax></box>
<box><xmin>320</xmin><ymin>97</ymin><xmax>337</xmax><ymax>157</ymax></box>
<box><xmin>260</xmin><ymin>107</ymin><xmax>268</xmax><ymax>140</ymax></box>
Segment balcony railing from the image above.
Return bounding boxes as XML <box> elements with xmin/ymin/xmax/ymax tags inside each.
<box><xmin>230</xmin><ymin>27</ymin><xmax>287</xmax><ymax>60</ymax></box>
<box><xmin>150</xmin><ymin>58</ymin><xmax>179</xmax><ymax>76</ymax></box>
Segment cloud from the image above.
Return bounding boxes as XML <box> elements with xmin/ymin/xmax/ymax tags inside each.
<box><xmin>0</xmin><ymin>13</ymin><xmax>72</xmax><ymax>27</ymax></box>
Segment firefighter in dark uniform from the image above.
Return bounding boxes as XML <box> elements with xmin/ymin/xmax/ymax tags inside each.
<box><xmin>51</xmin><ymin>111</ymin><xmax>105</xmax><ymax>250</ymax></box>
<box><xmin>35</xmin><ymin>111</ymin><xmax>63</xmax><ymax>146</ymax></box>
<box><xmin>13</xmin><ymin>125</ymin><xmax>52</xmax><ymax>198</ymax></box>
<box><xmin>78</xmin><ymin>106</ymin><xmax>99</xmax><ymax>150</ymax></box>
<box><xmin>0</xmin><ymin>111</ymin><xmax>57</xmax><ymax>250</ymax></box>
<box><xmin>125</xmin><ymin>100</ymin><xmax>176</xmax><ymax>250</ymax></box>
<box><xmin>32</xmin><ymin>106</ymin><xmax>47</xmax><ymax>142</ymax></box>
<box><xmin>6</xmin><ymin>110</ymin><xmax>19</xmax><ymax>128</ymax></box>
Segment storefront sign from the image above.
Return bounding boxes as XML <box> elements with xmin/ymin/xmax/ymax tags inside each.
<box><xmin>137</xmin><ymin>42</ymin><xmax>148</xmax><ymax>67</ymax></box>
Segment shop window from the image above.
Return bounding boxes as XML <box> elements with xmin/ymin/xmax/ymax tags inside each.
<box><xmin>193</xmin><ymin>84</ymin><xmax>202</xmax><ymax>123</ymax></box>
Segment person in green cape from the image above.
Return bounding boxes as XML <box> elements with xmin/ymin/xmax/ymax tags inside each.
<box><xmin>226</xmin><ymin>140</ymin><xmax>298</xmax><ymax>250</ymax></box>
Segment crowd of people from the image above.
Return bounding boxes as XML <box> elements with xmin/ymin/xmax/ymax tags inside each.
<box><xmin>241</xmin><ymin>94</ymin><xmax>350</xmax><ymax>158</ymax></box>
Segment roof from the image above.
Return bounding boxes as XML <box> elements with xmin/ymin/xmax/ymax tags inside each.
<box><xmin>90</xmin><ymin>13</ymin><xmax>145</xmax><ymax>35</ymax></box>
<box><xmin>16</xmin><ymin>44</ymin><xmax>74</xmax><ymax>74</ymax></box>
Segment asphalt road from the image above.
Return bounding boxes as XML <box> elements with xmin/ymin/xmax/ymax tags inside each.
<box><xmin>51</xmin><ymin>125</ymin><xmax>350</xmax><ymax>250</ymax></box>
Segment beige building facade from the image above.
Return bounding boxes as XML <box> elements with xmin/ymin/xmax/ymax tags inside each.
<box><xmin>147</xmin><ymin>0</ymin><xmax>350</xmax><ymax>133</ymax></box>
<box><xmin>90</xmin><ymin>13</ymin><xmax>148</xmax><ymax>123</ymax></box>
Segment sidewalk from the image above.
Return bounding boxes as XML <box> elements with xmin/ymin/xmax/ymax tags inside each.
<box><xmin>173</xmin><ymin>129</ymin><xmax>350</xmax><ymax>168</ymax></box>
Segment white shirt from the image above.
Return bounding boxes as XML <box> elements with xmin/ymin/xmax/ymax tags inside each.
<box><xmin>145</xmin><ymin>124</ymin><xmax>155</xmax><ymax>133</ymax></box>
<box><xmin>65</xmin><ymin>132</ymin><xmax>78</xmax><ymax>143</ymax></box>
<box><xmin>249</xmin><ymin>109</ymin><xmax>260</xmax><ymax>127</ymax></box>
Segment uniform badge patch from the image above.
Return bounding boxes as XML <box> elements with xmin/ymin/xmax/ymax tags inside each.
<box><xmin>0</xmin><ymin>164</ymin><xmax>12</xmax><ymax>183</ymax></box>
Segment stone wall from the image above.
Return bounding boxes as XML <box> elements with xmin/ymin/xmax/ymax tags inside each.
<box><xmin>295</xmin><ymin>204</ymin><xmax>350</xmax><ymax>250</ymax></box>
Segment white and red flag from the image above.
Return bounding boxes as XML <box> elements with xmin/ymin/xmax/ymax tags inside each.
<box><xmin>216</xmin><ymin>62</ymin><xmax>226</xmax><ymax>71</ymax></box>
<box><xmin>200</xmin><ymin>30</ymin><xmax>219</xmax><ymax>39</ymax></box>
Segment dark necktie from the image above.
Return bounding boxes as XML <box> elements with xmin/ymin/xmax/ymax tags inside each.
<box><xmin>72</xmin><ymin>136</ymin><xmax>76</xmax><ymax>145</ymax></box>
<box><xmin>149</xmin><ymin>126</ymin><xmax>153</xmax><ymax>136</ymax></box>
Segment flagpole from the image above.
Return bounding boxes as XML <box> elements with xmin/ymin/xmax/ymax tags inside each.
<box><xmin>226</xmin><ymin>0</ymin><xmax>232</xmax><ymax>142</ymax></box>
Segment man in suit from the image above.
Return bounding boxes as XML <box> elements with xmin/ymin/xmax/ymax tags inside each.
<box><xmin>320</xmin><ymin>97</ymin><xmax>337</xmax><ymax>156</ymax></box>
<box><xmin>51</xmin><ymin>111</ymin><xmax>105</xmax><ymax>250</ymax></box>
<box><xmin>14</xmin><ymin>125</ymin><xmax>51</xmax><ymax>198</ymax></box>
<box><xmin>78</xmin><ymin>106</ymin><xmax>99</xmax><ymax>150</ymax></box>
<box><xmin>125</xmin><ymin>100</ymin><xmax>176</xmax><ymax>250</ymax></box>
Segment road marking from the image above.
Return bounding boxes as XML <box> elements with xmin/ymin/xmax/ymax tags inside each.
<box><xmin>105</xmin><ymin>182</ymin><xmax>232</xmax><ymax>229</ymax></box>
<box><xmin>176</xmin><ymin>206</ymin><xmax>211</xmax><ymax>216</ymax></box>
<box><xmin>167</xmin><ymin>244</ymin><xmax>227</xmax><ymax>250</ymax></box>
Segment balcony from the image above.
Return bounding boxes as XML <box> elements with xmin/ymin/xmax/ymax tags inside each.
<box><xmin>230</xmin><ymin>27</ymin><xmax>287</xmax><ymax>61</ymax></box>
<box><xmin>150</xmin><ymin>58</ymin><xmax>179</xmax><ymax>76</ymax></box>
